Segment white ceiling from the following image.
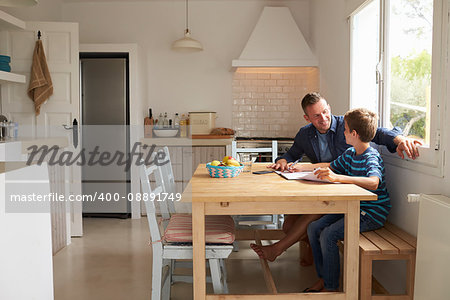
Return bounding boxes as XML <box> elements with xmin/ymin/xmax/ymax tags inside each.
<box><xmin>61</xmin><ymin>0</ymin><xmax>290</xmax><ymax>2</ymax></box>
<box><xmin>61</xmin><ymin>0</ymin><xmax>157</xmax><ymax>2</ymax></box>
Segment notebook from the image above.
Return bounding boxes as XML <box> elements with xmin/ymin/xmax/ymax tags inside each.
<box><xmin>275</xmin><ymin>171</ymin><xmax>333</xmax><ymax>183</ymax></box>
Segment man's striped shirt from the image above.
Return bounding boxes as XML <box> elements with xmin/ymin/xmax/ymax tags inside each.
<box><xmin>330</xmin><ymin>147</ymin><xmax>390</xmax><ymax>226</ymax></box>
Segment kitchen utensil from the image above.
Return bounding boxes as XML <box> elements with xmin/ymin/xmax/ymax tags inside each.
<box><xmin>189</xmin><ymin>112</ymin><xmax>217</xmax><ymax>135</ymax></box>
<box><xmin>153</xmin><ymin>128</ymin><xmax>179</xmax><ymax>137</ymax></box>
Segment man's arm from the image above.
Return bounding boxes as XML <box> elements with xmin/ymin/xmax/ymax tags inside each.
<box><xmin>270</xmin><ymin>149</ymin><xmax>302</xmax><ymax>171</ymax></box>
<box><xmin>372</xmin><ymin>126</ymin><xmax>422</xmax><ymax>160</ymax></box>
<box><xmin>269</xmin><ymin>130</ymin><xmax>306</xmax><ymax>171</ymax></box>
<box><xmin>393</xmin><ymin>135</ymin><xmax>422</xmax><ymax>160</ymax></box>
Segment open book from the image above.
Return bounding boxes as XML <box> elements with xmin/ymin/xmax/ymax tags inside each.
<box><xmin>275</xmin><ymin>171</ymin><xmax>334</xmax><ymax>183</ymax></box>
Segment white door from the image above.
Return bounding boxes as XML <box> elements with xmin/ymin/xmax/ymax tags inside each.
<box><xmin>0</xmin><ymin>22</ymin><xmax>83</xmax><ymax>237</ymax></box>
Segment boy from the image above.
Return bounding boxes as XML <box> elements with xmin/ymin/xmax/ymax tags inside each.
<box><xmin>298</xmin><ymin>108</ymin><xmax>391</xmax><ymax>292</ymax></box>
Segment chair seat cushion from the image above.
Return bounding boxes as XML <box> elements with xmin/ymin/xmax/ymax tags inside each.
<box><xmin>164</xmin><ymin>214</ymin><xmax>235</xmax><ymax>244</ymax></box>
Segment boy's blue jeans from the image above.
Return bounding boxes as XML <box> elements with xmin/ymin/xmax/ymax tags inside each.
<box><xmin>307</xmin><ymin>213</ymin><xmax>383</xmax><ymax>290</ymax></box>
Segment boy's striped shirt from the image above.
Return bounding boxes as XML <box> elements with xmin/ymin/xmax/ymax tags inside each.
<box><xmin>330</xmin><ymin>147</ymin><xmax>390</xmax><ymax>226</ymax></box>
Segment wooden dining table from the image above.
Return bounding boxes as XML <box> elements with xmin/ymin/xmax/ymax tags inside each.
<box><xmin>181</xmin><ymin>163</ymin><xmax>377</xmax><ymax>300</ymax></box>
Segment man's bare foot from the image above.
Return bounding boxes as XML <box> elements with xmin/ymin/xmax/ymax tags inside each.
<box><xmin>303</xmin><ymin>278</ymin><xmax>324</xmax><ymax>293</ymax></box>
<box><xmin>250</xmin><ymin>243</ymin><xmax>282</xmax><ymax>262</ymax></box>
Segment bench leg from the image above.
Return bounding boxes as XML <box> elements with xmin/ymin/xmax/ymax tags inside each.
<box><xmin>406</xmin><ymin>253</ymin><xmax>416</xmax><ymax>299</ymax></box>
<box><xmin>360</xmin><ymin>254</ymin><xmax>373</xmax><ymax>300</ymax></box>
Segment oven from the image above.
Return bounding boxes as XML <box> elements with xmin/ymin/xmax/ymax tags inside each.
<box><xmin>234</xmin><ymin>137</ymin><xmax>295</xmax><ymax>162</ymax></box>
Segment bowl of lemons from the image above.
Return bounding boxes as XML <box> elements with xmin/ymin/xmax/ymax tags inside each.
<box><xmin>206</xmin><ymin>156</ymin><xmax>244</xmax><ymax>178</ymax></box>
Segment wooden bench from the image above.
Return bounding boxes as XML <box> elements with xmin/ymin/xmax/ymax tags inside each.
<box><xmin>341</xmin><ymin>223</ymin><xmax>417</xmax><ymax>300</ymax></box>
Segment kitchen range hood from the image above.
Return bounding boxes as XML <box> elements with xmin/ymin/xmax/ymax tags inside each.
<box><xmin>232</xmin><ymin>7</ymin><xmax>318</xmax><ymax>68</ymax></box>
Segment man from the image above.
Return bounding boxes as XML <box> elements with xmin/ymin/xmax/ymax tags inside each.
<box><xmin>250</xmin><ymin>92</ymin><xmax>421</xmax><ymax>263</ymax></box>
<box><xmin>272</xmin><ymin>92</ymin><xmax>421</xmax><ymax>171</ymax></box>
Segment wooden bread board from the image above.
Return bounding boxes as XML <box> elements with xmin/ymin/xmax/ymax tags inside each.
<box><xmin>191</xmin><ymin>134</ymin><xmax>234</xmax><ymax>139</ymax></box>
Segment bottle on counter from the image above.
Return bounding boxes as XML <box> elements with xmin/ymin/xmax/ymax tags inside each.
<box><xmin>8</xmin><ymin>120</ymin><xmax>14</xmax><ymax>138</ymax></box>
<box><xmin>0</xmin><ymin>120</ymin><xmax>7</xmax><ymax>140</ymax></box>
<box><xmin>179</xmin><ymin>114</ymin><xmax>187</xmax><ymax>137</ymax></box>
<box><xmin>163</xmin><ymin>112</ymin><xmax>169</xmax><ymax>128</ymax></box>
<box><xmin>13</xmin><ymin>122</ymin><xmax>18</xmax><ymax>138</ymax></box>
<box><xmin>144</xmin><ymin>108</ymin><xmax>154</xmax><ymax>138</ymax></box>
<box><xmin>158</xmin><ymin>113</ymin><xmax>163</xmax><ymax>129</ymax></box>
<box><xmin>186</xmin><ymin>113</ymin><xmax>190</xmax><ymax>137</ymax></box>
<box><xmin>174</xmin><ymin>113</ymin><xmax>180</xmax><ymax>128</ymax></box>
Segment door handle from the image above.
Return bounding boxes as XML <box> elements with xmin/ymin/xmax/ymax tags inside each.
<box><xmin>72</xmin><ymin>118</ymin><xmax>78</xmax><ymax>148</ymax></box>
<box><xmin>63</xmin><ymin>119</ymin><xmax>78</xmax><ymax>148</ymax></box>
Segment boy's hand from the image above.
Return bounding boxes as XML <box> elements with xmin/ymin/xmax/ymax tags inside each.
<box><xmin>314</xmin><ymin>167</ymin><xmax>340</xmax><ymax>182</ymax></box>
<box><xmin>289</xmin><ymin>164</ymin><xmax>305</xmax><ymax>172</ymax></box>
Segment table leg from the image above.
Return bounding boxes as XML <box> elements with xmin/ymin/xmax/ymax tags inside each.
<box><xmin>344</xmin><ymin>200</ymin><xmax>360</xmax><ymax>300</ymax></box>
<box><xmin>192</xmin><ymin>202</ymin><xmax>206</xmax><ymax>300</ymax></box>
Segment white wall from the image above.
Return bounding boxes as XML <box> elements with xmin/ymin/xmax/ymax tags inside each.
<box><xmin>311</xmin><ymin>0</ymin><xmax>450</xmax><ymax>293</ymax></box>
<box><xmin>310</xmin><ymin>0</ymin><xmax>350</xmax><ymax>116</ymax></box>
<box><xmin>60</xmin><ymin>0</ymin><xmax>311</xmax><ymax>127</ymax></box>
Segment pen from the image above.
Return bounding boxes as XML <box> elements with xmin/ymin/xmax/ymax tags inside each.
<box><xmin>288</xmin><ymin>159</ymin><xmax>301</xmax><ymax>171</ymax></box>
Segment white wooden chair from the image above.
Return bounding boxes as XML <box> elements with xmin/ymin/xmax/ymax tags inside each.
<box><xmin>158</xmin><ymin>146</ymin><xmax>177</xmax><ymax>214</ymax></box>
<box><xmin>157</xmin><ymin>146</ymin><xmax>224</xmax><ymax>284</ymax></box>
<box><xmin>231</xmin><ymin>140</ymin><xmax>282</xmax><ymax>229</ymax></box>
<box><xmin>140</xmin><ymin>160</ymin><xmax>233</xmax><ymax>300</ymax></box>
<box><xmin>231</xmin><ymin>140</ymin><xmax>278</xmax><ymax>163</ymax></box>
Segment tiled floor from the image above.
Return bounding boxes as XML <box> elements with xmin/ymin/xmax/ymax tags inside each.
<box><xmin>53</xmin><ymin>217</ymin><xmax>318</xmax><ymax>300</ymax></box>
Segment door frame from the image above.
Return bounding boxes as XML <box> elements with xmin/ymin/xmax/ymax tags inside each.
<box><xmin>79</xmin><ymin>44</ymin><xmax>141</xmax><ymax>219</ymax></box>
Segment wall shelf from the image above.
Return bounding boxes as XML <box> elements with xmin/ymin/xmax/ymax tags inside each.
<box><xmin>0</xmin><ymin>10</ymin><xmax>26</xmax><ymax>30</ymax></box>
<box><xmin>0</xmin><ymin>70</ymin><xmax>26</xmax><ymax>84</ymax></box>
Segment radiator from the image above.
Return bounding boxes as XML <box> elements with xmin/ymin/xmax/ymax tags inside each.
<box><xmin>414</xmin><ymin>194</ymin><xmax>450</xmax><ymax>300</ymax></box>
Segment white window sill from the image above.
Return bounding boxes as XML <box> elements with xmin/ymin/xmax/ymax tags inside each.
<box><xmin>378</xmin><ymin>145</ymin><xmax>444</xmax><ymax>177</ymax></box>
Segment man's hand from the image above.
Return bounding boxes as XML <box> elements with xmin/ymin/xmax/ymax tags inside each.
<box><xmin>394</xmin><ymin>136</ymin><xmax>423</xmax><ymax>160</ymax></box>
<box><xmin>268</xmin><ymin>159</ymin><xmax>288</xmax><ymax>171</ymax></box>
<box><xmin>314</xmin><ymin>167</ymin><xmax>340</xmax><ymax>182</ymax></box>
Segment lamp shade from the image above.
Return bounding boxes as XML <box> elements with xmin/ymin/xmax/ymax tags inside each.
<box><xmin>0</xmin><ymin>0</ymin><xmax>37</xmax><ymax>7</ymax></box>
<box><xmin>172</xmin><ymin>30</ymin><xmax>203</xmax><ymax>52</ymax></box>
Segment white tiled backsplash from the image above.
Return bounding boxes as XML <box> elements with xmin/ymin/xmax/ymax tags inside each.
<box><xmin>232</xmin><ymin>67</ymin><xmax>319</xmax><ymax>137</ymax></box>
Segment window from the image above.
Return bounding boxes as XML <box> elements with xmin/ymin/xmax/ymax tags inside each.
<box><xmin>350</xmin><ymin>0</ymin><xmax>380</xmax><ymax>113</ymax></box>
<box><xmin>350</xmin><ymin>0</ymin><xmax>446</xmax><ymax>175</ymax></box>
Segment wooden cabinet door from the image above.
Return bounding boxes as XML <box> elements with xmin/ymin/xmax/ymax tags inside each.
<box><xmin>191</xmin><ymin>146</ymin><xmax>226</xmax><ymax>171</ymax></box>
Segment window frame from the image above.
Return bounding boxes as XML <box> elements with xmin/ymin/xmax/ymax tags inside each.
<box><xmin>349</xmin><ymin>0</ymin><xmax>447</xmax><ymax>177</ymax></box>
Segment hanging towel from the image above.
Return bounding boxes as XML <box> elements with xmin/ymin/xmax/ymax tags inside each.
<box><xmin>0</xmin><ymin>55</ymin><xmax>11</xmax><ymax>64</ymax></box>
<box><xmin>0</xmin><ymin>55</ymin><xmax>11</xmax><ymax>63</ymax></box>
<box><xmin>27</xmin><ymin>40</ymin><xmax>53</xmax><ymax>116</ymax></box>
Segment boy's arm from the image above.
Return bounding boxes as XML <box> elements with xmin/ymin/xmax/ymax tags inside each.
<box><xmin>315</xmin><ymin>168</ymin><xmax>380</xmax><ymax>191</ymax></box>
<box><xmin>291</xmin><ymin>162</ymin><xmax>330</xmax><ymax>172</ymax></box>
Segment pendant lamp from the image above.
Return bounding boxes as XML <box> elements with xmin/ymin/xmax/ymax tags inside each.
<box><xmin>0</xmin><ymin>0</ymin><xmax>37</xmax><ymax>7</ymax></box>
<box><xmin>172</xmin><ymin>0</ymin><xmax>203</xmax><ymax>52</ymax></box>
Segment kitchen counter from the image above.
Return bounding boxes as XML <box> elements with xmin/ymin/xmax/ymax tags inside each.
<box><xmin>0</xmin><ymin>137</ymin><xmax>69</xmax><ymax>167</ymax></box>
<box><xmin>1</xmin><ymin>162</ymin><xmax>54</xmax><ymax>300</ymax></box>
<box><xmin>141</xmin><ymin>137</ymin><xmax>233</xmax><ymax>147</ymax></box>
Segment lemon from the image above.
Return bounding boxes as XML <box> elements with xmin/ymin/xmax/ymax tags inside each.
<box><xmin>210</xmin><ymin>160</ymin><xmax>221</xmax><ymax>166</ymax></box>
<box><xmin>226</xmin><ymin>159</ymin><xmax>241</xmax><ymax>167</ymax></box>
<box><xmin>222</xmin><ymin>156</ymin><xmax>233</xmax><ymax>163</ymax></box>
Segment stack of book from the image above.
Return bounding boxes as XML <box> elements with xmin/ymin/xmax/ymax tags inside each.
<box><xmin>0</xmin><ymin>55</ymin><xmax>11</xmax><ymax>72</ymax></box>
